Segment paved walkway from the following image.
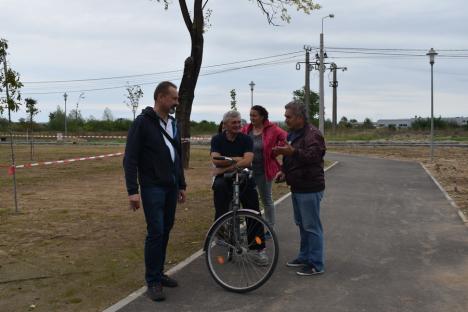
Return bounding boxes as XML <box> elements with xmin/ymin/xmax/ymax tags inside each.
<box><xmin>107</xmin><ymin>153</ymin><xmax>468</xmax><ymax>312</ymax></box>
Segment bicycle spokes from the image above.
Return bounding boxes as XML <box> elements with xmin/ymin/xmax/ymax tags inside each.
<box><xmin>205</xmin><ymin>211</ymin><xmax>278</xmax><ymax>292</ymax></box>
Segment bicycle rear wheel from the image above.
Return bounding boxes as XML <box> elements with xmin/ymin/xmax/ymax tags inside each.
<box><xmin>205</xmin><ymin>210</ymin><xmax>278</xmax><ymax>293</ymax></box>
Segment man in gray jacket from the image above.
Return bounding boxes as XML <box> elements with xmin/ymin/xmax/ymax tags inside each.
<box><xmin>273</xmin><ymin>100</ymin><xmax>326</xmax><ymax>276</ymax></box>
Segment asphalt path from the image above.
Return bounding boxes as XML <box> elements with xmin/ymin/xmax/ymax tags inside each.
<box><xmin>107</xmin><ymin>153</ymin><xmax>468</xmax><ymax>312</ymax></box>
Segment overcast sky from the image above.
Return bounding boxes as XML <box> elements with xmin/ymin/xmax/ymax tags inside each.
<box><xmin>1</xmin><ymin>0</ymin><xmax>467</xmax><ymax>123</ymax></box>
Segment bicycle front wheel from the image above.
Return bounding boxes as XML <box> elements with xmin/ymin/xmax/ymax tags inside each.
<box><xmin>205</xmin><ymin>210</ymin><xmax>279</xmax><ymax>293</ymax></box>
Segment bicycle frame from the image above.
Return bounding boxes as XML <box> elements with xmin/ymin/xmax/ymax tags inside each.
<box><xmin>203</xmin><ymin>156</ymin><xmax>259</xmax><ymax>252</ymax></box>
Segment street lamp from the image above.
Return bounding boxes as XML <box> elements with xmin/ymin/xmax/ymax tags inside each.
<box><xmin>63</xmin><ymin>92</ymin><xmax>68</xmax><ymax>138</ymax></box>
<box><xmin>426</xmin><ymin>48</ymin><xmax>437</xmax><ymax>162</ymax></box>
<box><xmin>249</xmin><ymin>81</ymin><xmax>255</xmax><ymax>107</ymax></box>
<box><xmin>319</xmin><ymin>13</ymin><xmax>334</xmax><ymax>134</ymax></box>
<box><xmin>75</xmin><ymin>92</ymin><xmax>85</xmax><ymax>119</ymax></box>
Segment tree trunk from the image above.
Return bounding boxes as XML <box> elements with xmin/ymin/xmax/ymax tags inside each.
<box><xmin>176</xmin><ymin>0</ymin><xmax>204</xmax><ymax>169</ymax></box>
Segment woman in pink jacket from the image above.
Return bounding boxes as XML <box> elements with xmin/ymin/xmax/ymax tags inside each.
<box><xmin>242</xmin><ymin>105</ymin><xmax>287</xmax><ymax>232</ymax></box>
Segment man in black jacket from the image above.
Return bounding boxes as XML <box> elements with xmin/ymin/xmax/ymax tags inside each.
<box><xmin>273</xmin><ymin>100</ymin><xmax>326</xmax><ymax>277</ymax></box>
<box><xmin>123</xmin><ymin>81</ymin><xmax>186</xmax><ymax>302</ymax></box>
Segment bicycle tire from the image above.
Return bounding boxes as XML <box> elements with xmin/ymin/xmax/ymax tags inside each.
<box><xmin>204</xmin><ymin>210</ymin><xmax>279</xmax><ymax>293</ymax></box>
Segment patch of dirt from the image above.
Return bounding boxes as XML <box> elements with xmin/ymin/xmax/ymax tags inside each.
<box><xmin>0</xmin><ymin>145</ymin><xmax>290</xmax><ymax>312</ymax></box>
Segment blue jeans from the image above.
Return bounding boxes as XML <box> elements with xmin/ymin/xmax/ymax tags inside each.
<box><xmin>291</xmin><ymin>191</ymin><xmax>324</xmax><ymax>271</ymax></box>
<box><xmin>140</xmin><ymin>186</ymin><xmax>178</xmax><ymax>286</ymax></box>
<box><xmin>253</xmin><ymin>172</ymin><xmax>275</xmax><ymax>228</ymax></box>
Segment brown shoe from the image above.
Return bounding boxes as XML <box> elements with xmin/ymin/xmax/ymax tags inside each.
<box><xmin>146</xmin><ymin>284</ymin><xmax>165</xmax><ymax>301</ymax></box>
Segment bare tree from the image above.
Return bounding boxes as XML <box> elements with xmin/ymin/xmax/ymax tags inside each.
<box><xmin>230</xmin><ymin>89</ymin><xmax>237</xmax><ymax>111</ymax></box>
<box><xmin>102</xmin><ymin>107</ymin><xmax>114</xmax><ymax>121</ymax></box>
<box><xmin>124</xmin><ymin>84</ymin><xmax>144</xmax><ymax>120</ymax></box>
<box><xmin>154</xmin><ymin>0</ymin><xmax>320</xmax><ymax>168</ymax></box>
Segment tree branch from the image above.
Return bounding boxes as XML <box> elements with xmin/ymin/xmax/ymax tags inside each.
<box><xmin>194</xmin><ymin>0</ymin><xmax>204</xmax><ymax>29</ymax></box>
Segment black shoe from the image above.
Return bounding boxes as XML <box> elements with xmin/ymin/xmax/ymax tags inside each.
<box><xmin>286</xmin><ymin>258</ymin><xmax>306</xmax><ymax>267</ymax></box>
<box><xmin>161</xmin><ymin>274</ymin><xmax>178</xmax><ymax>288</ymax></box>
<box><xmin>296</xmin><ymin>265</ymin><xmax>324</xmax><ymax>276</ymax></box>
<box><xmin>146</xmin><ymin>284</ymin><xmax>165</xmax><ymax>301</ymax></box>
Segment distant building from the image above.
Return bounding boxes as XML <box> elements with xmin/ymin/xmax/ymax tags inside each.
<box><xmin>376</xmin><ymin>117</ymin><xmax>468</xmax><ymax>128</ymax></box>
<box><xmin>376</xmin><ymin>119</ymin><xmax>412</xmax><ymax>128</ymax></box>
<box><xmin>445</xmin><ymin>117</ymin><xmax>468</xmax><ymax>126</ymax></box>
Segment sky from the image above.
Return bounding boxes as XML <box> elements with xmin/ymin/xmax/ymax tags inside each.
<box><xmin>1</xmin><ymin>0</ymin><xmax>468</xmax><ymax>123</ymax></box>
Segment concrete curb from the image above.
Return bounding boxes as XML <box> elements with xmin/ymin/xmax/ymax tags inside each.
<box><xmin>103</xmin><ymin>161</ymin><xmax>339</xmax><ymax>312</ymax></box>
<box><xmin>420</xmin><ymin>162</ymin><xmax>468</xmax><ymax>225</ymax></box>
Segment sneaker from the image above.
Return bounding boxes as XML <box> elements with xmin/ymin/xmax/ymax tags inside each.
<box><xmin>249</xmin><ymin>249</ymin><xmax>269</xmax><ymax>266</ymax></box>
<box><xmin>286</xmin><ymin>258</ymin><xmax>306</xmax><ymax>267</ymax></box>
<box><xmin>146</xmin><ymin>284</ymin><xmax>165</xmax><ymax>301</ymax></box>
<box><xmin>296</xmin><ymin>265</ymin><xmax>324</xmax><ymax>276</ymax></box>
<box><xmin>161</xmin><ymin>274</ymin><xmax>178</xmax><ymax>288</ymax></box>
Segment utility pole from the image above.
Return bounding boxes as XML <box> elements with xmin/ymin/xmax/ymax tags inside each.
<box><xmin>329</xmin><ymin>62</ymin><xmax>347</xmax><ymax>135</ymax></box>
<box><xmin>319</xmin><ymin>14</ymin><xmax>335</xmax><ymax>134</ymax></box>
<box><xmin>304</xmin><ymin>45</ymin><xmax>312</xmax><ymax>120</ymax></box>
<box><xmin>319</xmin><ymin>33</ymin><xmax>325</xmax><ymax>134</ymax></box>
<box><xmin>63</xmin><ymin>92</ymin><xmax>68</xmax><ymax>137</ymax></box>
<box><xmin>295</xmin><ymin>45</ymin><xmax>313</xmax><ymax>122</ymax></box>
<box><xmin>2</xmin><ymin>50</ymin><xmax>19</xmax><ymax>213</ymax></box>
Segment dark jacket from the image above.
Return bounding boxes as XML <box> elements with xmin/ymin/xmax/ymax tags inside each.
<box><xmin>123</xmin><ymin>106</ymin><xmax>186</xmax><ymax>195</ymax></box>
<box><xmin>282</xmin><ymin>124</ymin><xmax>326</xmax><ymax>193</ymax></box>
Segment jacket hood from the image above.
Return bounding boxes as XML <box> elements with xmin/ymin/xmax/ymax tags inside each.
<box><xmin>142</xmin><ymin>106</ymin><xmax>158</xmax><ymax>120</ymax></box>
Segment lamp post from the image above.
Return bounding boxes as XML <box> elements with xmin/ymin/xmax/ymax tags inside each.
<box><xmin>63</xmin><ymin>92</ymin><xmax>68</xmax><ymax>138</ymax></box>
<box><xmin>319</xmin><ymin>13</ymin><xmax>334</xmax><ymax>134</ymax></box>
<box><xmin>75</xmin><ymin>92</ymin><xmax>85</xmax><ymax>119</ymax></box>
<box><xmin>426</xmin><ymin>48</ymin><xmax>437</xmax><ymax>162</ymax></box>
<box><xmin>249</xmin><ymin>81</ymin><xmax>255</xmax><ymax>107</ymax></box>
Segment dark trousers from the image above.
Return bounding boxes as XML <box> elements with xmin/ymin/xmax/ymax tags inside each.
<box><xmin>212</xmin><ymin>176</ymin><xmax>265</xmax><ymax>250</ymax></box>
<box><xmin>140</xmin><ymin>186</ymin><xmax>177</xmax><ymax>286</ymax></box>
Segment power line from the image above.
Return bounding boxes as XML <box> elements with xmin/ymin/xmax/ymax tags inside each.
<box><xmin>23</xmin><ymin>50</ymin><xmax>302</xmax><ymax>84</ymax></box>
<box><xmin>22</xmin><ymin>55</ymin><xmax>302</xmax><ymax>95</ymax></box>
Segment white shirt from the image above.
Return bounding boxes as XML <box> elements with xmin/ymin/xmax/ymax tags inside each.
<box><xmin>160</xmin><ymin>118</ymin><xmax>175</xmax><ymax>162</ymax></box>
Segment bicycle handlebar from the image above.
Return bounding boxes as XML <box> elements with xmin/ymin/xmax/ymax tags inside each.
<box><xmin>213</xmin><ymin>156</ymin><xmax>235</xmax><ymax>163</ymax></box>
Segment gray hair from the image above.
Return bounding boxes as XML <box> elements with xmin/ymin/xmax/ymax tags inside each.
<box><xmin>222</xmin><ymin>110</ymin><xmax>241</xmax><ymax>123</ymax></box>
<box><xmin>285</xmin><ymin>100</ymin><xmax>307</xmax><ymax>120</ymax></box>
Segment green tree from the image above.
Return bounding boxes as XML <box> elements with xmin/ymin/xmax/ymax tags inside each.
<box><xmin>124</xmin><ymin>84</ymin><xmax>144</xmax><ymax>120</ymax></box>
<box><xmin>155</xmin><ymin>0</ymin><xmax>321</xmax><ymax>167</ymax></box>
<box><xmin>362</xmin><ymin>118</ymin><xmax>375</xmax><ymax>129</ymax></box>
<box><xmin>338</xmin><ymin>116</ymin><xmax>351</xmax><ymax>128</ymax></box>
<box><xmin>25</xmin><ymin>98</ymin><xmax>39</xmax><ymax>160</ymax></box>
<box><xmin>0</xmin><ymin>39</ymin><xmax>23</xmax><ymax>116</ymax></box>
<box><xmin>292</xmin><ymin>87</ymin><xmax>319</xmax><ymax>125</ymax></box>
<box><xmin>48</xmin><ymin>106</ymin><xmax>66</xmax><ymax>131</ymax></box>
<box><xmin>230</xmin><ymin>89</ymin><xmax>237</xmax><ymax>111</ymax></box>
<box><xmin>25</xmin><ymin>98</ymin><xmax>39</xmax><ymax>125</ymax></box>
<box><xmin>1</xmin><ymin>38</ymin><xmax>23</xmax><ymax>212</ymax></box>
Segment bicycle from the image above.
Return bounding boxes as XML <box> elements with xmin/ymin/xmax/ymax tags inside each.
<box><xmin>203</xmin><ymin>156</ymin><xmax>279</xmax><ymax>293</ymax></box>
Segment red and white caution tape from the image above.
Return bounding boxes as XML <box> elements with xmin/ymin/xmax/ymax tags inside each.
<box><xmin>1</xmin><ymin>134</ymin><xmax>127</xmax><ymax>139</ymax></box>
<box><xmin>1</xmin><ymin>134</ymin><xmax>211</xmax><ymax>141</ymax></box>
<box><xmin>4</xmin><ymin>152</ymin><xmax>123</xmax><ymax>175</ymax></box>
